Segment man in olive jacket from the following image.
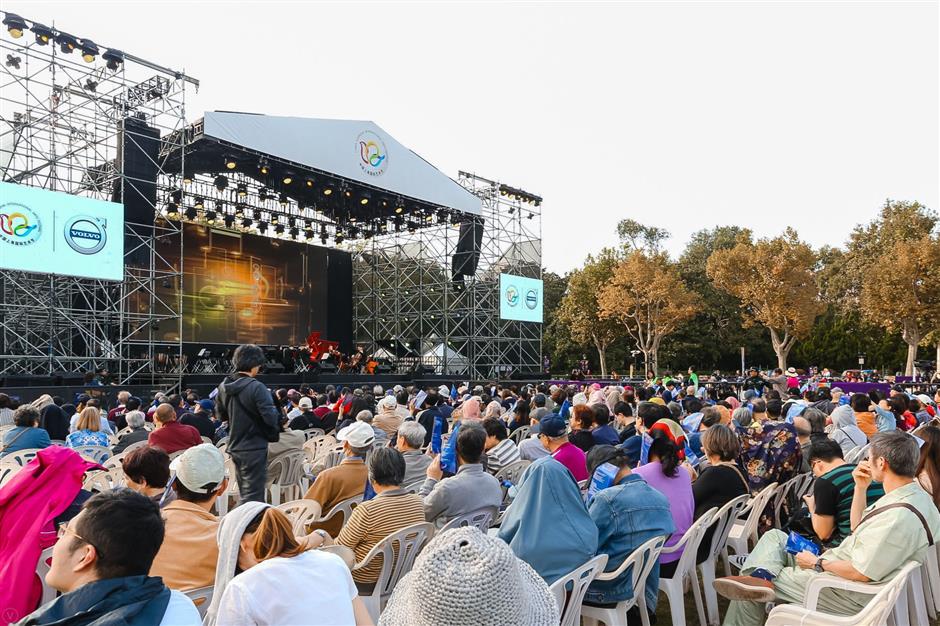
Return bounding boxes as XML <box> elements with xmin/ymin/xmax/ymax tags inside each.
<box><xmin>215</xmin><ymin>344</ymin><xmax>281</xmax><ymax>502</ymax></box>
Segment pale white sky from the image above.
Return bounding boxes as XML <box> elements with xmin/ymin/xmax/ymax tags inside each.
<box><xmin>10</xmin><ymin>0</ymin><xmax>939</xmax><ymax>273</ymax></box>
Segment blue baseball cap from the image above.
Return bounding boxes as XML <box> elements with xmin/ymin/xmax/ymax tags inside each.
<box><xmin>198</xmin><ymin>399</ymin><xmax>215</xmax><ymax>412</ymax></box>
<box><xmin>538</xmin><ymin>413</ymin><xmax>567</xmax><ymax>438</ymax></box>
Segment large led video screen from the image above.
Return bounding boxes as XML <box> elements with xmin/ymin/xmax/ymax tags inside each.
<box><xmin>160</xmin><ymin>224</ymin><xmax>348</xmax><ymax>346</ymax></box>
<box><xmin>0</xmin><ymin>182</ymin><xmax>125</xmax><ymax>281</ymax></box>
<box><xmin>499</xmin><ymin>273</ymin><xmax>544</xmax><ymax>323</ymax></box>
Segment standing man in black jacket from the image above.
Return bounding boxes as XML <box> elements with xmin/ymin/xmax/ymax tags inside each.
<box><xmin>215</xmin><ymin>344</ymin><xmax>281</xmax><ymax>502</ymax></box>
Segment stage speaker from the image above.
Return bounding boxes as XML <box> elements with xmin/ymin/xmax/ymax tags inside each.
<box><xmin>451</xmin><ymin>218</ymin><xmax>484</xmax><ymax>278</ymax></box>
<box><xmin>114</xmin><ymin>116</ymin><xmax>160</xmax><ymax>268</ymax></box>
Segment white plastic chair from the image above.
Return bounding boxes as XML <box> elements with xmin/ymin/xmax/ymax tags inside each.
<box><xmin>352</xmin><ymin>521</ymin><xmax>435</xmax><ymax>623</ymax></box>
<box><xmin>275</xmin><ymin>499</ymin><xmax>324</xmax><ymax>535</ymax></box>
<box><xmin>72</xmin><ymin>445</ymin><xmax>110</xmax><ymax>464</ymax></box>
<box><xmin>657</xmin><ymin>508</ymin><xmax>716</xmax><ymax>626</ymax></box>
<box><xmin>548</xmin><ymin>554</ymin><xmax>609</xmax><ymax>626</ymax></box>
<box><xmin>723</xmin><ymin>482</ymin><xmax>779</xmax><ymax>575</ymax></box>
<box><xmin>265</xmin><ymin>450</ymin><xmax>307</xmax><ymax>504</ymax></box>
<box><xmin>698</xmin><ymin>495</ymin><xmax>750</xmax><ymax>626</ymax></box>
<box><xmin>581</xmin><ymin>536</ymin><xmax>667</xmax><ymax>626</ymax></box>
<box><xmin>440</xmin><ymin>506</ymin><xmax>498</xmax><ymax>532</ymax></box>
<box><xmin>765</xmin><ymin>561</ymin><xmax>919</xmax><ymax>626</ymax></box>
<box><xmin>182</xmin><ymin>585</ymin><xmax>213</xmax><ymax>618</ymax></box>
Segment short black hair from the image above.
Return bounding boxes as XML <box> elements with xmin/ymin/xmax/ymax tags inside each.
<box><xmin>368</xmin><ymin>447</ymin><xmax>406</xmax><ymax>487</ymax></box>
<box><xmin>808</xmin><ymin>439</ymin><xmax>844</xmax><ymax>463</ymax></box>
<box><xmin>74</xmin><ymin>489</ymin><xmax>165</xmax><ymax>579</ymax></box>
<box><xmin>482</xmin><ymin>417</ymin><xmax>508</xmax><ymax>441</ymax></box>
<box><xmin>232</xmin><ymin>343</ymin><xmax>266</xmax><ymax>372</ymax></box>
<box><xmin>456</xmin><ymin>425</ymin><xmax>486</xmax><ymax>464</ymax></box>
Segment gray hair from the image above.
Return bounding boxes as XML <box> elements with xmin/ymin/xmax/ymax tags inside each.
<box><xmin>356</xmin><ymin>410</ymin><xmax>374</xmax><ymax>424</ymax></box>
<box><xmin>397</xmin><ymin>421</ymin><xmax>426</xmax><ymax>449</ymax></box>
<box><xmin>869</xmin><ymin>431</ymin><xmax>919</xmax><ymax>478</ymax></box>
<box><xmin>126</xmin><ymin>410</ymin><xmax>146</xmax><ymax>429</ymax></box>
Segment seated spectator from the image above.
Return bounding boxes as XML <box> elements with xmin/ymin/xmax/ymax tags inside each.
<box><xmin>37</xmin><ymin>395</ymin><xmax>69</xmax><ymax>442</ymax></box>
<box><xmin>179</xmin><ymin>399</ymin><xmax>216</xmax><ymax>441</ymax></box>
<box><xmin>799</xmin><ymin>439</ymin><xmax>885</xmax><ymax>546</ymax></box>
<box><xmin>482</xmin><ymin>417</ymin><xmax>521</xmax><ymax>473</ymax></box>
<box><xmin>147</xmin><ymin>403</ymin><xmax>202</xmax><ymax>455</ymax></box>
<box><xmin>373</xmin><ymin>395</ymin><xmax>403</xmax><ymax>436</ymax></box>
<box><xmin>420</xmin><ymin>426</ymin><xmax>503</xmax><ymax>526</ymax></box>
<box><xmin>396</xmin><ymin>421</ymin><xmax>431</xmax><ymax>487</ymax></box>
<box><xmin>379</xmin><ymin>527</ymin><xmax>559</xmax><ymax>625</ymax></box>
<box><xmin>583</xmin><ymin>445</ymin><xmax>674</xmax><ymax>619</ymax></box>
<box><xmin>692</xmin><ymin>425</ymin><xmax>750</xmax><ymax>561</ymax></box>
<box><xmin>150</xmin><ymin>443</ymin><xmax>228</xmax><ymax>591</ymax></box>
<box><xmin>591</xmin><ymin>405</ymin><xmax>620</xmax><ymax>446</ymax></box>
<box><xmin>1</xmin><ymin>405</ymin><xmax>51</xmax><ymax>457</ymax></box>
<box><xmin>65</xmin><ymin>407</ymin><xmax>110</xmax><ymax>450</ymax></box>
<box><xmin>497</xmin><ymin>455</ymin><xmax>599</xmax><ymax>584</ymax></box>
<box><xmin>23</xmin><ymin>490</ymin><xmax>201</xmax><ymax>625</ymax></box>
<box><xmin>916</xmin><ymin>425</ymin><xmax>939</xmax><ymax>509</ymax></box>
<box><xmin>330</xmin><ymin>448</ymin><xmax>426</xmax><ymax>586</ymax></box>
<box><xmin>111</xmin><ymin>410</ymin><xmax>150</xmax><ymax>455</ymax></box>
<box><xmin>633</xmin><ymin>430</ymin><xmax>694</xmax><ymax>578</ymax></box>
<box><xmin>569</xmin><ymin>404</ymin><xmax>596</xmax><ymax>452</ymax></box>
<box><xmin>123</xmin><ymin>445</ymin><xmax>176</xmax><ymax>508</ymax></box>
<box><xmin>208</xmin><ymin>504</ymin><xmax>369</xmax><ymax>626</ymax></box>
<box><xmin>538</xmin><ymin>413</ymin><xmax>589</xmax><ymax>481</ymax></box>
<box><xmin>303</xmin><ymin>421</ymin><xmax>373</xmax><ymax>536</ymax></box>
<box><xmin>356</xmin><ymin>409</ymin><xmax>387</xmax><ymax>448</ymax></box>
<box><xmin>829</xmin><ymin>404</ymin><xmax>868</xmax><ymax>456</ymax></box>
<box><xmin>716</xmin><ymin>431</ymin><xmax>940</xmax><ymax>625</ymax></box>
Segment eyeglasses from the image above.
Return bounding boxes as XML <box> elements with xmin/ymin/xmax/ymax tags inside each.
<box><xmin>57</xmin><ymin>521</ymin><xmax>104</xmax><ymax>559</ymax></box>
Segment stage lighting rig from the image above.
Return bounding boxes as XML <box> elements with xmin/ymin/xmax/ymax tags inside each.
<box><xmin>2</xmin><ymin>13</ymin><xmax>26</xmax><ymax>38</ymax></box>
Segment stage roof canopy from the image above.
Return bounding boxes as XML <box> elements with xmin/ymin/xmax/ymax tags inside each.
<box><xmin>198</xmin><ymin>111</ymin><xmax>481</xmax><ymax>216</ymax></box>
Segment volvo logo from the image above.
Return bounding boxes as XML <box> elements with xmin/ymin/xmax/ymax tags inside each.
<box><xmin>64</xmin><ymin>215</ymin><xmax>107</xmax><ymax>254</ymax></box>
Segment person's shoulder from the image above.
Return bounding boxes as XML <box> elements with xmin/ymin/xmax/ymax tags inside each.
<box><xmin>159</xmin><ymin>590</ymin><xmax>202</xmax><ymax>626</ymax></box>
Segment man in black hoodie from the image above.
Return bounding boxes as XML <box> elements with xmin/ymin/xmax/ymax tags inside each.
<box><xmin>215</xmin><ymin>344</ymin><xmax>281</xmax><ymax>502</ymax></box>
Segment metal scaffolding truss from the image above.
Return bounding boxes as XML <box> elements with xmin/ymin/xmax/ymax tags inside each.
<box><xmin>351</xmin><ymin>171</ymin><xmax>542</xmax><ymax>379</ymax></box>
<box><xmin>0</xmin><ymin>22</ymin><xmax>193</xmax><ymax>385</ymax></box>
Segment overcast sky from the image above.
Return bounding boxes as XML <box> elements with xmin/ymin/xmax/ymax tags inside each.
<box><xmin>11</xmin><ymin>1</ymin><xmax>939</xmax><ymax>273</ymax></box>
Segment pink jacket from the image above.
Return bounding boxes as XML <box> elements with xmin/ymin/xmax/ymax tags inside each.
<box><xmin>0</xmin><ymin>446</ymin><xmax>98</xmax><ymax>623</ymax></box>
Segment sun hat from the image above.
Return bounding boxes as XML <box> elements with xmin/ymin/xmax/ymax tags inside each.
<box><xmin>170</xmin><ymin>443</ymin><xmax>225</xmax><ymax>493</ymax></box>
<box><xmin>378</xmin><ymin>527</ymin><xmax>558</xmax><ymax>626</ymax></box>
<box><xmin>298</xmin><ymin>396</ymin><xmax>313</xmax><ymax>409</ymax></box>
<box><xmin>336</xmin><ymin>421</ymin><xmax>375</xmax><ymax>447</ymax></box>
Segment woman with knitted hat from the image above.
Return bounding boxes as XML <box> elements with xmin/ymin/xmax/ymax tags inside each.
<box><xmin>380</xmin><ymin>527</ymin><xmax>558</xmax><ymax>625</ymax></box>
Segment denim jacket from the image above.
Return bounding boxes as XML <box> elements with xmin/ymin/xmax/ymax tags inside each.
<box><xmin>585</xmin><ymin>473</ymin><xmax>675</xmax><ymax>609</ymax></box>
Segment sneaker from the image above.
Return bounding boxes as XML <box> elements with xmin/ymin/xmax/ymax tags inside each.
<box><xmin>713</xmin><ymin>576</ymin><xmax>776</xmax><ymax>602</ymax></box>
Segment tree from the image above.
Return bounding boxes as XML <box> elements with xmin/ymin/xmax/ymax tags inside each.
<box><xmin>554</xmin><ymin>249</ymin><xmax>623</xmax><ymax>376</ymax></box>
<box><xmin>706</xmin><ymin>228</ymin><xmax>825</xmax><ymax>369</ymax></box>
<box><xmin>598</xmin><ymin>250</ymin><xmax>696</xmax><ymax>375</ymax></box>
<box><xmin>860</xmin><ymin>235</ymin><xmax>940</xmax><ymax>376</ymax></box>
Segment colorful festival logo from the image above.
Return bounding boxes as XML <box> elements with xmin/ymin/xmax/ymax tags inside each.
<box><xmin>0</xmin><ymin>202</ymin><xmax>41</xmax><ymax>246</ymax></box>
<box><xmin>505</xmin><ymin>285</ymin><xmax>519</xmax><ymax>307</ymax></box>
<box><xmin>356</xmin><ymin>130</ymin><xmax>388</xmax><ymax>177</ymax></box>
<box><xmin>64</xmin><ymin>215</ymin><xmax>107</xmax><ymax>255</ymax></box>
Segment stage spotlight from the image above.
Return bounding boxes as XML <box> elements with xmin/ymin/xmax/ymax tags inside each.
<box><xmin>184</xmin><ymin>206</ymin><xmax>197</xmax><ymax>220</ymax></box>
<box><xmin>2</xmin><ymin>13</ymin><xmax>26</xmax><ymax>38</ymax></box>
<box><xmin>55</xmin><ymin>32</ymin><xmax>78</xmax><ymax>54</ymax></box>
<box><xmin>282</xmin><ymin>171</ymin><xmax>294</xmax><ymax>185</ymax></box>
<box><xmin>305</xmin><ymin>178</ymin><xmax>314</xmax><ymax>188</ymax></box>
<box><xmin>32</xmin><ymin>23</ymin><xmax>53</xmax><ymax>45</ymax></box>
<box><xmin>83</xmin><ymin>78</ymin><xmax>97</xmax><ymax>92</ymax></box>
<box><xmin>278</xmin><ymin>193</ymin><xmax>288</xmax><ymax>207</ymax></box>
<box><xmin>194</xmin><ymin>197</ymin><xmax>205</xmax><ymax>209</ymax></box>
<box><xmin>5</xmin><ymin>54</ymin><xmax>21</xmax><ymax>69</ymax></box>
<box><xmin>214</xmin><ymin>175</ymin><xmax>228</xmax><ymax>191</ymax></box>
<box><xmin>224</xmin><ymin>155</ymin><xmax>237</xmax><ymax>170</ymax></box>
<box><xmin>79</xmin><ymin>39</ymin><xmax>99</xmax><ymax>63</ymax></box>
<box><xmin>275</xmin><ymin>224</ymin><xmax>285</xmax><ymax>235</ymax></box>
<box><xmin>237</xmin><ymin>183</ymin><xmax>248</xmax><ymax>198</ymax></box>
<box><xmin>102</xmin><ymin>48</ymin><xmax>124</xmax><ymax>71</ymax></box>
<box><xmin>258</xmin><ymin>160</ymin><xmax>270</xmax><ymax>175</ymax></box>
<box><xmin>205</xmin><ymin>210</ymin><xmax>217</xmax><ymax>224</ymax></box>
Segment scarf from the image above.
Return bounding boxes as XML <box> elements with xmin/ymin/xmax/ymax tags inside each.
<box><xmin>203</xmin><ymin>501</ymin><xmax>270</xmax><ymax>626</ymax></box>
<box><xmin>19</xmin><ymin>576</ymin><xmax>169</xmax><ymax>626</ymax></box>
